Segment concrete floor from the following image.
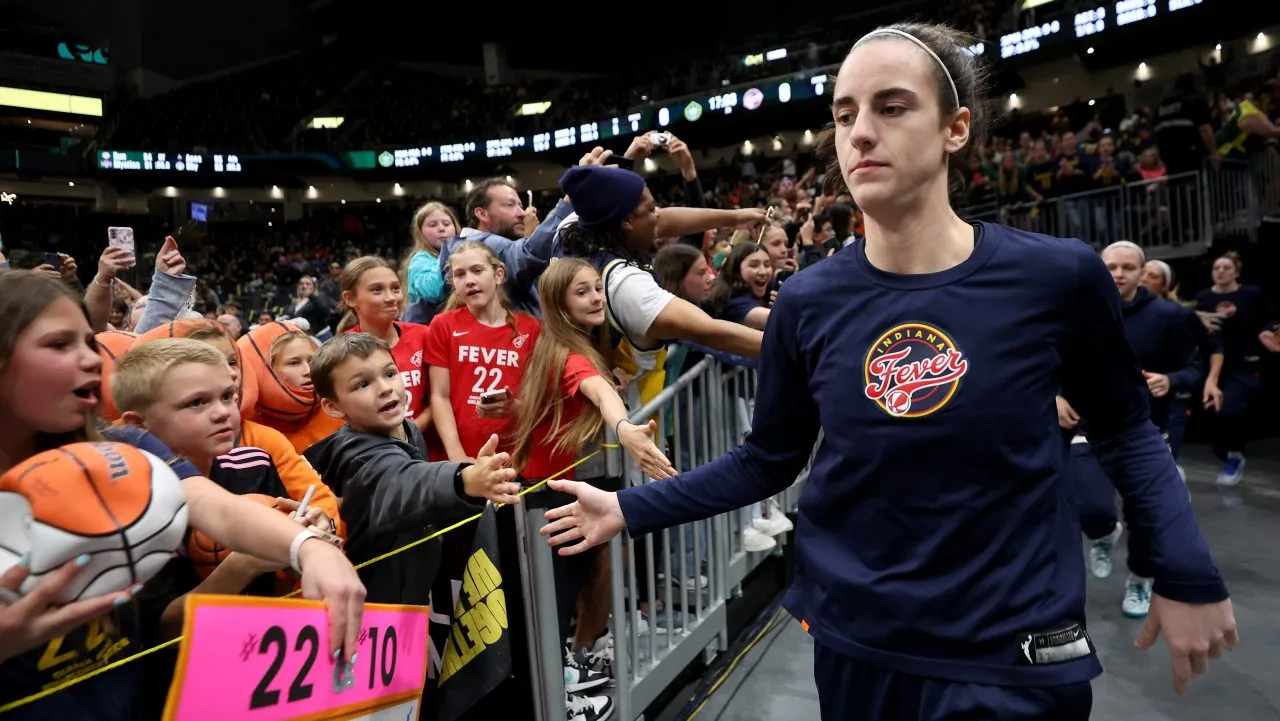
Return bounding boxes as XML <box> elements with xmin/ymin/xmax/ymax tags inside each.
<box><xmin>699</xmin><ymin>442</ymin><xmax>1280</xmax><ymax>721</ymax></box>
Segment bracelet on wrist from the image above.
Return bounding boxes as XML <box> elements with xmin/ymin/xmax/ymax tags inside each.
<box><xmin>614</xmin><ymin>419</ymin><xmax>628</xmax><ymax>438</ymax></box>
<box><xmin>289</xmin><ymin>528</ymin><xmax>323</xmax><ymax>574</ymax></box>
<box><xmin>92</xmin><ymin>275</ymin><xmax>115</xmax><ymax>288</ymax></box>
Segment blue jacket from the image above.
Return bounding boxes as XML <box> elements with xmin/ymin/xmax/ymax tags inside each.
<box><xmin>437</xmin><ymin>199</ymin><xmax>574</xmax><ymax>316</ymax></box>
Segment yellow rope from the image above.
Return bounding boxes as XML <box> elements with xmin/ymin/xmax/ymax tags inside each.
<box><xmin>0</xmin><ymin>446</ymin><xmax>616</xmax><ymax>714</ymax></box>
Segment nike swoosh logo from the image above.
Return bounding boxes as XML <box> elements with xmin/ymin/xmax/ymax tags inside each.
<box><xmin>452</xmin><ymin>331</ymin><xmax>468</xmax><ymax>337</ymax></box>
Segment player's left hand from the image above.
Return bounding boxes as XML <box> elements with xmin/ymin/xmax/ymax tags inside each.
<box><xmin>1134</xmin><ymin>595</ymin><xmax>1237</xmax><ymax>695</ymax></box>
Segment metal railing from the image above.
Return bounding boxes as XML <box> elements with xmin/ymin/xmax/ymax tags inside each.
<box><xmin>964</xmin><ymin>163</ymin><xmax>1268</xmax><ymax>257</ymax></box>
<box><xmin>516</xmin><ymin>356</ymin><xmax>798</xmax><ymax>721</ymax></box>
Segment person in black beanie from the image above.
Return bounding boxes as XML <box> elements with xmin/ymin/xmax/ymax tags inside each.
<box><xmin>555</xmin><ymin>163</ymin><xmax>766</xmax><ymax>361</ymax></box>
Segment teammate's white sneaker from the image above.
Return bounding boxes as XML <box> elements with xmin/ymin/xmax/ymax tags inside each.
<box><xmin>753</xmin><ymin>514</ymin><xmax>791</xmax><ymax>537</ymax></box>
<box><xmin>742</xmin><ymin>527</ymin><xmax>776</xmax><ymax>552</ymax></box>
<box><xmin>1089</xmin><ymin>522</ymin><xmax>1123</xmax><ymax>579</ymax></box>
<box><xmin>1122</xmin><ymin>575</ymin><xmax>1153</xmax><ymax>618</ymax></box>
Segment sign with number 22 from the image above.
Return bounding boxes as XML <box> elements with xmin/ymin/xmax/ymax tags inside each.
<box><xmin>163</xmin><ymin>594</ymin><xmax>429</xmax><ymax>721</ymax></box>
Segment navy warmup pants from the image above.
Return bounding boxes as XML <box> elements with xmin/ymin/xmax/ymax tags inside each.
<box><xmin>813</xmin><ymin>641</ymin><xmax>1093</xmax><ymax>720</ymax></box>
<box><xmin>1070</xmin><ymin>440</ymin><xmax>1155</xmax><ymax>579</ymax></box>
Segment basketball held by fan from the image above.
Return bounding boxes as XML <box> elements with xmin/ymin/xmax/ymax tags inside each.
<box><xmin>186</xmin><ymin>493</ymin><xmax>278</xmax><ymax>578</ymax></box>
<box><xmin>0</xmin><ymin>442</ymin><xmax>188</xmax><ymax>604</ymax></box>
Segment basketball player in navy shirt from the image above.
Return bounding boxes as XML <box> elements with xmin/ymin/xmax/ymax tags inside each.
<box><xmin>539</xmin><ymin>22</ymin><xmax>1237</xmax><ymax>721</ymax></box>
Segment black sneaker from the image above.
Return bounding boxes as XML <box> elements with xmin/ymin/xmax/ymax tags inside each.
<box><xmin>564</xmin><ymin>649</ymin><xmax>608</xmax><ymax>693</ymax></box>
<box><xmin>566</xmin><ymin>690</ymin><xmax>614</xmax><ymax>721</ymax></box>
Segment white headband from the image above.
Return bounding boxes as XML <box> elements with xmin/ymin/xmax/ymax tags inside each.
<box><xmin>1103</xmin><ymin>240</ymin><xmax>1146</xmax><ymax>265</ymax></box>
<box><xmin>1149</xmin><ymin>259</ymin><xmax>1172</xmax><ymax>286</ymax></box>
<box><xmin>854</xmin><ymin>28</ymin><xmax>960</xmax><ymax>110</ymax></box>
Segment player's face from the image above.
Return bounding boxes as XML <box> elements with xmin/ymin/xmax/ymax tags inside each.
<box><xmin>1102</xmin><ymin>247</ymin><xmax>1143</xmax><ymax>300</ymax></box>
<box><xmin>1211</xmin><ymin>257</ymin><xmax>1237</xmax><ymax>286</ymax></box>
<box><xmin>832</xmin><ymin>38</ymin><xmax>968</xmax><ymax>217</ymax></box>
<box><xmin>739</xmin><ymin>250</ymin><xmax>774</xmax><ymax>299</ymax></box>
<box><xmin>1141</xmin><ymin>262</ymin><xmax>1168</xmax><ymax>296</ymax></box>
<box><xmin>0</xmin><ymin>298</ymin><xmax>102</xmax><ymax>438</ymax></box>
<box><xmin>450</xmin><ymin>249</ymin><xmax>504</xmax><ymax>314</ymax></box>
<box><xmin>323</xmin><ymin>351</ymin><xmax>405</xmax><ymax>435</ymax></box>
<box><xmin>272</xmin><ymin>336</ymin><xmax>314</xmax><ymax>390</ymax></box>
<box><xmin>345</xmin><ymin>267</ymin><xmax>403</xmax><ymax>325</ymax></box>
<box><xmin>144</xmin><ymin>362</ymin><xmax>240</xmax><ymax>464</ymax></box>
<box><xmin>564</xmin><ymin>266</ymin><xmax>605</xmax><ymax>327</ymax></box>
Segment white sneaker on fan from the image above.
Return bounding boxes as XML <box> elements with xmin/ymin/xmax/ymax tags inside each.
<box><xmin>742</xmin><ymin>527</ymin><xmax>776</xmax><ymax>552</ymax></box>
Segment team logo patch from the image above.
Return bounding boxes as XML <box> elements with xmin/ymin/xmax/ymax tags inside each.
<box><xmin>513</xmin><ymin>333</ymin><xmax>529</xmax><ymax>349</ymax></box>
<box><xmin>410</xmin><ymin>350</ymin><xmax>424</xmax><ymax>367</ymax></box>
<box><xmin>864</xmin><ymin>322</ymin><xmax>969</xmax><ymax>418</ymax></box>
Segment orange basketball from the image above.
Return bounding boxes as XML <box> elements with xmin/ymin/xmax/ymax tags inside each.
<box><xmin>0</xmin><ymin>442</ymin><xmax>188</xmax><ymax>603</ymax></box>
<box><xmin>95</xmin><ymin>330</ymin><xmax>138</xmax><ymax>421</ymax></box>
<box><xmin>186</xmin><ymin>493</ymin><xmax>279</xmax><ymax>578</ymax></box>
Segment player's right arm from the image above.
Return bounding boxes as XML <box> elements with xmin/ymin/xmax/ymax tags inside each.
<box><xmin>542</xmin><ymin>286</ymin><xmax>818</xmax><ymax>552</ymax></box>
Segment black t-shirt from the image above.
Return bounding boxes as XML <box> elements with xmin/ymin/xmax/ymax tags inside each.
<box><xmin>1155</xmin><ymin>91</ymin><xmax>1212</xmax><ymax>173</ymax></box>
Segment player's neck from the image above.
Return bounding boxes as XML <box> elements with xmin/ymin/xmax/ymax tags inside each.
<box><xmin>862</xmin><ymin>199</ymin><xmax>974</xmax><ymax>276</ymax></box>
<box><xmin>470</xmin><ymin>301</ymin><xmax>507</xmax><ymax>327</ymax></box>
<box><xmin>1213</xmin><ymin>281</ymin><xmax>1239</xmax><ymax>294</ymax></box>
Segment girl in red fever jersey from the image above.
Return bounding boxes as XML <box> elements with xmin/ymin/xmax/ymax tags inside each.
<box><xmin>512</xmin><ymin>257</ymin><xmax>676</xmax><ymax>482</ymax></box>
<box><xmin>338</xmin><ymin>256</ymin><xmax>433</xmax><ymax>433</ymax></box>
<box><xmin>425</xmin><ymin>242</ymin><xmax>540</xmax><ymax>461</ymax></box>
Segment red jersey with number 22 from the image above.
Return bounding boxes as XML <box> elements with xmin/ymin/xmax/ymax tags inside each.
<box><xmin>423</xmin><ymin>307</ymin><xmax>540</xmax><ymax>457</ymax></box>
<box><xmin>347</xmin><ymin>321</ymin><xmax>431</xmax><ymax>421</ymax></box>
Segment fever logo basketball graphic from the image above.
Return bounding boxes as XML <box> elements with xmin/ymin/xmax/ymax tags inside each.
<box><xmin>864</xmin><ymin>322</ymin><xmax>969</xmax><ymax>418</ymax></box>
<box><xmin>1215</xmin><ymin>301</ymin><xmax>1237</xmax><ymax>319</ymax></box>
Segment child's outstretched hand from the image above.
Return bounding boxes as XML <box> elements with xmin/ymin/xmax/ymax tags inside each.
<box><xmin>618</xmin><ymin>420</ymin><xmax>678</xmax><ymax>479</ymax></box>
<box><xmin>461</xmin><ymin>433</ymin><xmax>522</xmax><ymax>505</ymax></box>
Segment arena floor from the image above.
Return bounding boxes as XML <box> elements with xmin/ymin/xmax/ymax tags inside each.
<box><xmin>678</xmin><ymin>441</ymin><xmax>1280</xmax><ymax>721</ymax></box>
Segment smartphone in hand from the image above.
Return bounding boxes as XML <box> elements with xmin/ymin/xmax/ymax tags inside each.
<box><xmin>107</xmin><ymin>226</ymin><xmax>136</xmax><ymax>263</ymax></box>
<box><xmin>479</xmin><ymin>389</ymin><xmax>510</xmax><ymax>405</ymax></box>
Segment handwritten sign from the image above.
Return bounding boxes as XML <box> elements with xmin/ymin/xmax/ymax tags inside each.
<box><xmin>163</xmin><ymin>595</ymin><xmax>428</xmax><ymax>721</ymax></box>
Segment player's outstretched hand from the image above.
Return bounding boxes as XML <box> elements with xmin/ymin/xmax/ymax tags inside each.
<box><xmin>1135</xmin><ymin>594</ymin><xmax>1238</xmax><ymax>695</ymax></box>
<box><xmin>540</xmin><ymin>480</ymin><xmax>627</xmax><ymax>556</ymax></box>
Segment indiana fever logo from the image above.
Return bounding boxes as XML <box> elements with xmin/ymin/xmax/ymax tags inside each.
<box><xmin>864</xmin><ymin>322</ymin><xmax>969</xmax><ymax>418</ymax></box>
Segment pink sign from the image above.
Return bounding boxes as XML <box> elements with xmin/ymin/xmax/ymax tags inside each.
<box><xmin>164</xmin><ymin>594</ymin><xmax>429</xmax><ymax>721</ymax></box>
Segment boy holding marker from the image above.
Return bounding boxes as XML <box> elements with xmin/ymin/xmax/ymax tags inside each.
<box><xmin>304</xmin><ymin>333</ymin><xmax>520</xmax><ymax>606</ymax></box>
<box><xmin>111</xmin><ymin>339</ymin><xmax>334</xmax><ymax>636</ymax></box>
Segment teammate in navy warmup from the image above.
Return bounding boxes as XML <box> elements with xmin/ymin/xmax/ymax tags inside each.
<box><xmin>539</xmin><ymin>22</ymin><xmax>1237</xmax><ymax>720</ymax></box>
<box><xmin>1059</xmin><ymin>241</ymin><xmax>1200</xmax><ymax>620</ymax></box>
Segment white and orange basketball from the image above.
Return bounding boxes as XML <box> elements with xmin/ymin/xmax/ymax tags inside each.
<box><xmin>0</xmin><ymin>442</ymin><xmax>188</xmax><ymax>603</ymax></box>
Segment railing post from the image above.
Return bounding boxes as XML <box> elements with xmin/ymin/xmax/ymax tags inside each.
<box><xmin>514</xmin><ymin>503</ymin><xmax>566</xmax><ymax>721</ymax></box>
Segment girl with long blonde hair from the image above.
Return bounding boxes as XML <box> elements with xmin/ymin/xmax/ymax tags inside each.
<box><xmin>510</xmin><ymin>258</ymin><xmax>674</xmax><ymax>661</ymax></box>
<box><xmin>512</xmin><ymin>257</ymin><xmax>675</xmax><ymax>480</ymax></box>
<box><xmin>402</xmin><ymin>201</ymin><xmax>460</xmax><ymax>306</ymax></box>
<box><xmin>424</xmin><ymin>242</ymin><xmax>540</xmax><ymax>461</ymax></box>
